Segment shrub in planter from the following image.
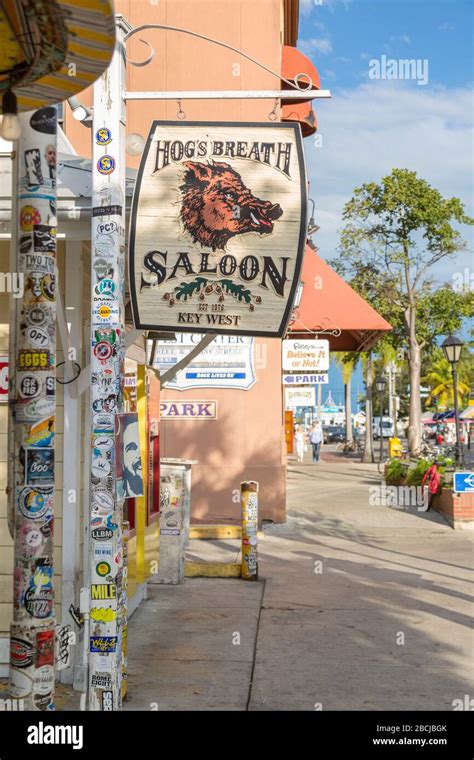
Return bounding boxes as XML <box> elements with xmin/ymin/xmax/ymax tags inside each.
<box><xmin>385</xmin><ymin>458</ymin><xmax>408</xmax><ymax>485</ymax></box>
<box><xmin>406</xmin><ymin>458</ymin><xmax>432</xmax><ymax>487</ymax></box>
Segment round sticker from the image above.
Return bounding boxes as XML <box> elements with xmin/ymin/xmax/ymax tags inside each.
<box><xmin>20</xmin><ymin>206</ymin><xmax>41</xmax><ymax>232</ymax></box>
<box><xmin>24</xmin><ymin>586</ymin><xmax>53</xmax><ymax>619</ymax></box>
<box><xmin>96</xmin><ymin>561</ymin><xmax>111</xmax><ymax>577</ymax></box>
<box><xmin>10</xmin><ymin>637</ymin><xmax>35</xmax><ymax>669</ymax></box>
<box><xmin>40</xmin><ymin>274</ymin><xmax>55</xmax><ymax>301</ymax></box>
<box><xmin>93</xmin><ymin>435</ymin><xmax>114</xmax><ymax>453</ymax></box>
<box><xmin>93</xmin><ymin>412</ymin><xmax>114</xmax><ymax>431</ymax></box>
<box><xmin>91</xmin><ymin>458</ymin><xmax>111</xmax><ymax>478</ymax></box>
<box><xmin>26</xmin><ymin>304</ymin><xmax>49</xmax><ymax>327</ymax></box>
<box><xmin>30</xmin><ymin>107</ymin><xmax>57</xmax><ymax>135</ymax></box>
<box><xmin>18</xmin><ymin>487</ymin><xmax>51</xmax><ymax>520</ymax></box>
<box><xmin>19</xmin><ymin>375</ymin><xmax>40</xmax><ymax>399</ymax></box>
<box><xmin>94</xmin><ymin>341</ymin><xmax>113</xmax><ymax>361</ymax></box>
<box><xmin>19</xmin><ymin>235</ymin><xmax>33</xmax><ymax>253</ymax></box>
<box><xmin>10</xmin><ymin>668</ymin><xmax>32</xmax><ymax>698</ymax></box>
<box><xmin>94</xmin><ymin>258</ymin><xmax>113</xmax><ymax>279</ymax></box>
<box><xmin>97</xmin><ymin>155</ymin><xmax>115</xmax><ymax>175</ymax></box>
<box><xmin>33</xmin><ymin>665</ymin><xmax>55</xmax><ymax>694</ymax></box>
<box><xmin>92</xmin><ymin>487</ymin><xmax>114</xmax><ymax>512</ymax></box>
<box><xmin>19</xmin><ymin>526</ymin><xmax>44</xmax><ymax>557</ymax></box>
<box><xmin>97</xmin><ymin>305</ymin><xmax>111</xmax><ymax>320</ymax></box>
<box><xmin>95</xmin><ymin>279</ymin><xmax>115</xmax><ymax>298</ymax></box>
<box><xmin>26</xmin><ymin>326</ymin><xmax>50</xmax><ymax>349</ymax></box>
<box><xmin>96</xmin><ymin>127</ymin><xmax>112</xmax><ymax>145</ymax></box>
<box><xmin>19</xmin><ymin>397</ymin><xmax>55</xmax><ymax>421</ymax></box>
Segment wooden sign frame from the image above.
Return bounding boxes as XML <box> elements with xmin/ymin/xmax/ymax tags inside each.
<box><xmin>129</xmin><ymin>121</ymin><xmax>307</xmax><ymax>338</ymax></box>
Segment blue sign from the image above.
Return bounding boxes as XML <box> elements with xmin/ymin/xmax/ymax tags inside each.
<box><xmin>453</xmin><ymin>472</ymin><xmax>474</xmax><ymax>493</ymax></box>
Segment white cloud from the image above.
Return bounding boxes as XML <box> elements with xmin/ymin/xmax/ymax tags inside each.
<box><xmin>438</xmin><ymin>22</ymin><xmax>455</xmax><ymax>31</ymax></box>
<box><xmin>300</xmin><ymin>0</ymin><xmax>314</xmax><ymax>15</ymax></box>
<box><xmin>299</xmin><ymin>38</ymin><xmax>333</xmax><ymax>55</ymax></box>
<box><xmin>389</xmin><ymin>34</ymin><xmax>411</xmax><ymax>45</ymax></box>
<box><xmin>300</xmin><ymin>0</ymin><xmax>352</xmax><ymax>17</ymax></box>
<box><xmin>305</xmin><ymin>83</ymin><xmax>474</xmax><ymax>280</ymax></box>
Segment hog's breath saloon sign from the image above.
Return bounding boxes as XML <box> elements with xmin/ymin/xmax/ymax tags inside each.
<box><xmin>129</xmin><ymin>122</ymin><xmax>307</xmax><ymax>337</ymax></box>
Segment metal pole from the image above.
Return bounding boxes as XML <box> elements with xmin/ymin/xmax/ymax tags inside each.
<box><xmin>87</xmin><ymin>15</ymin><xmax>131</xmax><ymax>711</ymax></box>
<box><xmin>124</xmin><ymin>89</ymin><xmax>330</xmax><ymax>100</ymax></box>
<box><xmin>379</xmin><ymin>391</ymin><xmax>384</xmax><ymax>463</ymax></box>
<box><xmin>241</xmin><ymin>481</ymin><xmax>258</xmax><ymax>581</ymax></box>
<box><xmin>9</xmin><ymin>106</ymin><xmax>58</xmax><ymax>710</ymax></box>
<box><xmin>452</xmin><ymin>366</ymin><xmax>463</xmax><ymax>466</ymax></box>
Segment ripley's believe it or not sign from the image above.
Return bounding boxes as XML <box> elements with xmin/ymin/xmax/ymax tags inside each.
<box><xmin>129</xmin><ymin>122</ymin><xmax>307</xmax><ymax>337</ymax></box>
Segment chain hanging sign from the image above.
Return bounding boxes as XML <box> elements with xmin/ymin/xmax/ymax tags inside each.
<box><xmin>129</xmin><ymin>122</ymin><xmax>307</xmax><ymax>337</ymax></box>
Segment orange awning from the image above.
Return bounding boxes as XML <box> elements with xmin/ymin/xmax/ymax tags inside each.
<box><xmin>282</xmin><ymin>101</ymin><xmax>317</xmax><ymax>137</ymax></box>
<box><xmin>289</xmin><ymin>246</ymin><xmax>392</xmax><ymax>351</ymax></box>
<box><xmin>281</xmin><ymin>45</ymin><xmax>321</xmax><ymax>104</ymax></box>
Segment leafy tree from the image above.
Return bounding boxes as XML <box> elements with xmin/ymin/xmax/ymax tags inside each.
<box><xmin>334</xmin><ymin>352</ymin><xmax>358</xmax><ymax>443</ymax></box>
<box><xmin>424</xmin><ymin>350</ymin><xmax>472</xmax><ymax>409</ymax></box>
<box><xmin>332</xmin><ymin>169</ymin><xmax>473</xmax><ymax>454</ymax></box>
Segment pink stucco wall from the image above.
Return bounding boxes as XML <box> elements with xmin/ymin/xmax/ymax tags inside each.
<box><xmin>160</xmin><ymin>338</ymin><xmax>287</xmax><ymax>523</ymax></box>
<box><xmin>65</xmin><ymin>0</ymin><xmax>288</xmax><ymax>523</ymax></box>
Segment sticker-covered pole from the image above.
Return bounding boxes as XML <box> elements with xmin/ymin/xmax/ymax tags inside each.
<box><xmin>9</xmin><ymin>106</ymin><xmax>58</xmax><ymax>710</ymax></box>
<box><xmin>241</xmin><ymin>481</ymin><xmax>258</xmax><ymax>581</ymax></box>
<box><xmin>88</xmin><ymin>15</ymin><xmax>130</xmax><ymax>711</ymax></box>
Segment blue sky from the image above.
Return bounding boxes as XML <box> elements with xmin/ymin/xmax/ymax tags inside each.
<box><xmin>298</xmin><ymin>0</ymin><xmax>473</xmax><ymax>280</ymax></box>
<box><xmin>297</xmin><ymin>0</ymin><xmax>473</xmax><ymax>408</ymax></box>
<box><xmin>299</xmin><ymin>0</ymin><xmax>473</xmax><ymax>91</ymax></box>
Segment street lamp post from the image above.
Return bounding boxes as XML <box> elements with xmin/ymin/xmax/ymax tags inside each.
<box><xmin>375</xmin><ymin>376</ymin><xmax>386</xmax><ymax>463</ymax></box>
<box><xmin>441</xmin><ymin>335</ymin><xmax>465</xmax><ymax>466</ymax></box>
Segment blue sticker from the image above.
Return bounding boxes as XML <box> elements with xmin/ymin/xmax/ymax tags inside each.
<box><xmin>96</xmin><ymin>127</ymin><xmax>112</xmax><ymax>146</ymax></box>
<box><xmin>90</xmin><ymin>636</ymin><xmax>117</xmax><ymax>653</ymax></box>
<box><xmin>97</xmin><ymin>155</ymin><xmax>115</xmax><ymax>175</ymax></box>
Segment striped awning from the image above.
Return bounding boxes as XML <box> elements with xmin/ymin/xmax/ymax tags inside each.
<box><xmin>0</xmin><ymin>0</ymin><xmax>116</xmax><ymax>113</ymax></box>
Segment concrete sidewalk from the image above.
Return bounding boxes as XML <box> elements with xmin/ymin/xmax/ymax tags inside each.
<box><xmin>123</xmin><ymin>455</ymin><xmax>474</xmax><ymax>711</ymax></box>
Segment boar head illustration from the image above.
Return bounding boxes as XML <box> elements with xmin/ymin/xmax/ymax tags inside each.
<box><xmin>180</xmin><ymin>160</ymin><xmax>283</xmax><ymax>251</ymax></box>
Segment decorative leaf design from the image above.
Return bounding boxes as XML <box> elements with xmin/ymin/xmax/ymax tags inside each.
<box><xmin>174</xmin><ymin>277</ymin><xmax>208</xmax><ymax>300</ymax></box>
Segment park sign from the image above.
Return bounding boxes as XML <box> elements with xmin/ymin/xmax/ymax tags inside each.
<box><xmin>282</xmin><ymin>373</ymin><xmax>328</xmax><ymax>385</ymax></box>
<box><xmin>129</xmin><ymin>122</ymin><xmax>307</xmax><ymax>337</ymax></box>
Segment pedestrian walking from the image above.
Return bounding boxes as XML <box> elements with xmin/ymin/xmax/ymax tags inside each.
<box><xmin>309</xmin><ymin>420</ymin><xmax>323</xmax><ymax>463</ymax></box>
<box><xmin>421</xmin><ymin>461</ymin><xmax>441</xmax><ymax>512</ymax></box>
<box><xmin>295</xmin><ymin>425</ymin><xmax>306</xmax><ymax>463</ymax></box>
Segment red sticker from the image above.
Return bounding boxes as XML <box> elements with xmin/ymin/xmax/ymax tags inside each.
<box><xmin>94</xmin><ymin>341</ymin><xmax>113</xmax><ymax>361</ymax></box>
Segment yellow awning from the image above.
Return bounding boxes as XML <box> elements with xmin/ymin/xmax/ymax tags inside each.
<box><xmin>0</xmin><ymin>0</ymin><xmax>116</xmax><ymax>113</ymax></box>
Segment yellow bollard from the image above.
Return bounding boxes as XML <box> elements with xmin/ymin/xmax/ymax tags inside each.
<box><xmin>241</xmin><ymin>481</ymin><xmax>259</xmax><ymax>581</ymax></box>
<box><xmin>388</xmin><ymin>436</ymin><xmax>402</xmax><ymax>458</ymax></box>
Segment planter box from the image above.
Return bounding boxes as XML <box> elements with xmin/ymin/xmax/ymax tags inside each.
<box><xmin>434</xmin><ymin>488</ymin><xmax>474</xmax><ymax>530</ymax></box>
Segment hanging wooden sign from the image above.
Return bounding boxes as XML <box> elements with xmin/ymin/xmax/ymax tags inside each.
<box><xmin>129</xmin><ymin>122</ymin><xmax>307</xmax><ymax>337</ymax></box>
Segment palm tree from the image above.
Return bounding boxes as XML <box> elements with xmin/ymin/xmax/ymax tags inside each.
<box><xmin>424</xmin><ymin>357</ymin><xmax>470</xmax><ymax>409</ymax></box>
<box><xmin>334</xmin><ymin>352</ymin><xmax>357</xmax><ymax>443</ymax></box>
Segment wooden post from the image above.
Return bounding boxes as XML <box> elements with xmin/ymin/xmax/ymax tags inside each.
<box><xmin>9</xmin><ymin>106</ymin><xmax>58</xmax><ymax>710</ymax></box>
<box><xmin>241</xmin><ymin>481</ymin><xmax>258</xmax><ymax>581</ymax></box>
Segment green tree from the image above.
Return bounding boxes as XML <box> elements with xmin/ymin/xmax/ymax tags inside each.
<box><xmin>333</xmin><ymin>169</ymin><xmax>473</xmax><ymax>454</ymax></box>
<box><xmin>424</xmin><ymin>351</ymin><xmax>472</xmax><ymax>409</ymax></box>
<box><xmin>334</xmin><ymin>352</ymin><xmax>358</xmax><ymax>443</ymax></box>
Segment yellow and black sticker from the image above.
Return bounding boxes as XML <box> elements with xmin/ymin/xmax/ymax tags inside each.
<box><xmin>18</xmin><ymin>350</ymin><xmax>52</xmax><ymax>371</ymax></box>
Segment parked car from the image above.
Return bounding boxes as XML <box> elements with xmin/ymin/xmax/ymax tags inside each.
<box><xmin>323</xmin><ymin>425</ymin><xmax>346</xmax><ymax>443</ymax></box>
<box><xmin>373</xmin><ymin>417</ymin><xmax>395</xmax><ymax>439</ymax></box>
